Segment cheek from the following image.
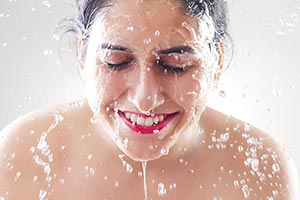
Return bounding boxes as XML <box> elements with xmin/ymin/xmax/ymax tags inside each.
<box><xmin>85</xmin><ymin>66</ymin><xmax>128</xmax><ymax>111</ymax></box>
<box><xmin>175</xmin><ymin>68</ymin><xmax>212</xmax><ymax>108</ymax></box>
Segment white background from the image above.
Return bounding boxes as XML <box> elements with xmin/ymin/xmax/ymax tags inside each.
<box><xmin>0</xmin><ymin>0</ymin><xmax>300</xmax><ymax>183</ymax></box>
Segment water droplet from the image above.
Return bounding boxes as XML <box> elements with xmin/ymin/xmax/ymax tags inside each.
<box><xmin>157</xmin><ymin>183</ymin><xmax>167</xmax><ymax>196</ymax></box>
<box><xmin>114</xmin><ymin>180</ymin><xmax>119</xmax><ymax>188</ymax></box>
<box><xmin>122</xmin><ymin>138</ymin><xmax>129</xmax><ymax>148</ymax></box>
<box><xmin>87</xmin><ymin>154</ymin><xmax>93</xmax><ymax>160</ymax></box>
<box><xmin>59</xmin><ymin>178</ymin><xmax>65</xmax><ymax>185</ymax></box>
<box><xmin>14</xmin><ymin>171</ymin><xmax>21</xmax><ymax>182</ymax></box>
<box><xmin>288</xmin><ymin>84</ymin><xmax>295</xmax><ymax>90</ymax></box>
<box><xmin>238</xmin><ymin>146</ymin><xmax>244</xmax><ymax>152</ymax></box>
<box><xmin>244</xmin><ymin>123</ymin><xmax>251</xmax><ymax>132</ymax></box>
<box><xmin>143</xmin><ymin>38</ymin><xmax>152</xmax><ymax>44</ymax></box>
<box><xmin>90</xmin><ymin>116</ymin><xmax>98</xmax><ymax>124</ymax></box>
<box><xmin>44</xmin><ymin>165</ymin><xmax>51</xmax><ymax>174</ymax></box>
<box><xmin>39</xmin><ymin>189</ymin><xmax>47</xmax><ymax>200</ymax></box>
<box><xmin>42</xmin><ymin>1</ymin><xmax>52</xmax><ymax>8</ymax></box>
<box><xmin>154</xmin><ymin>30</ymin><xmax>160</xmax><ymax>36</ymax></box>
<box><xmin>169</xmin><ymin>183</ymin><xmax>177</xmax><ymax>190</ymax></box>
<box><xmin>127</xmin><ymin>26</ymin><xmax>134</xmax><ymax>32</ymax></box>
<box><xmin>233</xmin><ymin>180</ymin><xmax>239</xmax><ymax>188</ymax></box>
<box><xmin>52</xmin><ymin>34</ymin><xmax>60</xmax><ymax>41</ymax></box>
<box><xmin>30</xmin><ymin>147</ymin><xmax>35</xmax><ymax>153</ymax></box>
<box><xmin>242</xmin><ymin>184</ymin><xmax>250</xmax><ymax>198</ymax></box>
<box><xmin>33</xmin><ymin>176</ymin><xmax>38</xmax><ymax>182</ymax></box>
<box><xmin>272</xmin><ymin>189</ymin><xmax>279</xmax><ymax>197</ymax></box>
<box><xmin>43</xmin><ymin>49</ymin><xmax>52</xmax><ymax>56</ymax></box>
<box><xmin>273</xmin><ymin>89</ymin><xmax>282</xmax><ymax>97</ymax></box>
<box><xmin>37</xmin><ymin>132</ymin><xmax>48</xmax><ymax>151</ymax></box>
<box><xmin>219</xmin><ymin>90</ymin><xmax>226</xmax><ymax>97</ymax></box>
<box><xmin>126</xmin><ymin>163</ymin><xmax>133</xmax><ymax>173</ymax></box>
<box><xmin>275</xmin><ymin>31</ymin><xmax>285</xmax><ymax>36</ymax></box>
<box><xmin>25</xmin><ymin>95</ymin><xmax>32</xmax><ymax>102</ymax></box>
<box><xmin>160</xmin><ymin>148</ymin><xmax>169</xmax><ymax>155</ymax></box>
<box><xmin>251</xmin><ymin>158</ymin><xmax>259</xmax><ymax>171</ymax></box>
<box><xmin>2</xmin><ymin>43</ymin><xmax>7</xmax><ymax>47</ymax></box>
<box><xmin>218</xmin><ymin>132</ymin><xmax>230</xmax><ymax>143</ymax></box>
<box><xmin>272</xmin><ymin>163</ymin><xmax>280</xmax><ymax>172</ymax></box>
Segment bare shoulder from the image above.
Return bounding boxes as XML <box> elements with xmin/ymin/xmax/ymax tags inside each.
<box><xmin>0</xmin><ymin>99</ymin><xmax>94</xmax><ymax>199</ymax></box>
<box><xmin>201</xmin><ymin>107</ymin><xmax>300</xmax><ymax>199</ymax></box>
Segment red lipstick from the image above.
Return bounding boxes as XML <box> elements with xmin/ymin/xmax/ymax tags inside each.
<box><xmin>118</xmin><ymin>111</ymin><xmax>178</xmax><ymax>134</ymax></box>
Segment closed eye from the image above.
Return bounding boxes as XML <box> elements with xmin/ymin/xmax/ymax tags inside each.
<box><xmin>105</xmin><ymin>60</ymin><xmax>133</xmax><ymax>70</ymax></box>
<box><xmin>156</xmin><ymin>60</ymin><xmax>187</xmax><ymax>73</ymax></box>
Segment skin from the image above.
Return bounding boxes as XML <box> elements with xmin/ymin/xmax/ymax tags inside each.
<box><xmin>0</xmin><ymin>0</ymin><xmax>299</xmax><ymax>199</ymax></box>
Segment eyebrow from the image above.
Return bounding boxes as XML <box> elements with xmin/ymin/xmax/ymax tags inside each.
<box><xmin>99</xmin><ymin>43</ymin><xmax>133</xmax><ymax>53</ymax></box>
<box><xmin>99</xmin><ymin>43</ymin><xmax>196</xmax><ymax>55</ymax></box>
<box><xmin>157</xmin><ymin>46</ymin><xmax>196</xmax><ymax>55</ymax></box>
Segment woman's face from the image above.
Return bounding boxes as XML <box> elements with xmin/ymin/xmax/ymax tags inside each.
<box><xmin>80</xmin><ymin>0</ymin><xmax>222</xmax><ymax>161</ymax></box>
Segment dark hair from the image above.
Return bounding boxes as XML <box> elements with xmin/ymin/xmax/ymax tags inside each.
<box><xmin>63</xmin><ymin>0</ymin><xmax>228</xmax><ymax>46</ymax></box>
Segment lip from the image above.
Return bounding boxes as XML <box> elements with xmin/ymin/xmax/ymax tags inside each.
<box><xmin>118</xmin><ymin>110</ymin><xmax>179</xmax><ymax>135</ymax></box>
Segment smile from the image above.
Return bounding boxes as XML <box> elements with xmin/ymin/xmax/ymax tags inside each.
<box><xmin>118</xmin><ymin>111</ymin><xmax>178</xmax><ymax>134</ymax></box>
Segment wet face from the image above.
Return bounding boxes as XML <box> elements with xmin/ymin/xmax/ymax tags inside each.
<box><xmin>79</xmin><ymin>0</ymin><xmax>222</xmax><ymax>161</ymax></box>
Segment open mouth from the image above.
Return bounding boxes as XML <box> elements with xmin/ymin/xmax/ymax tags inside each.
<box><xmin>118</xmin><ymin>111</ymin><xmax>178</xmax><ymax>134</ymax></box>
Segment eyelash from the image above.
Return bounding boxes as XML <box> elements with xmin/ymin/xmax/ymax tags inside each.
<box><xmin>105</xmin><ymin>61</ymin><xmax>132</xmax><ymax>70</ymax></box>
<box><xmin>156</xmin><ymin>60</ymin><xmax>187</xmax><ymax>73</ymax></box>
<box><xmin>105</xmin><ymin>60</ymin><xmax>189</xmax><ymax>73</ymax></box>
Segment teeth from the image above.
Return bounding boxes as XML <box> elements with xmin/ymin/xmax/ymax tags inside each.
<box><xmin>130</xmin><ymin>114</ymin><xmax>137</xmax><ymax>122</ymax></box>
<box><xmin>123</xmin><ymin>112</ymin><xmax>166</xmax><ymax>127</ymax></box>
<box><xmin>159</xmin><ymin>115</ymin><xmax>164</xmax><ymax>122</ymax></box>
<box><xmin>145</xmin><ymin>117</ymin><xmax>154</xmax><ymax>126</ymax></box>
<box><xmin>153</xmin><ymin>116</ymin><xmax>159</xmax><ymax>124</ymax></box>
<box><xmin>125</xmin><ymin>112</ymin><xmax>131</xmax><ymax>119</ymax></box>
<box><xmin>137</xmin><ymin>116</ymin><xmax>145</xmax><ymax>126</ymax></box>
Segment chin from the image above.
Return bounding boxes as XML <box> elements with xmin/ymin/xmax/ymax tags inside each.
<box><xmin>114</xmin><ymin>138</ymin><xmax>166</xmax><ymax>162</ymax></box>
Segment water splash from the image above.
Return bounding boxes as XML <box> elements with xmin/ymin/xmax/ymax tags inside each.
<box><xmin>157</xmin><ymin>182</ymin><xmax>167</xmax><ymax>197</ymax></box>
<box><xmin>118</xmin><ymin>154</ymin><xmax>134</xmax><ymax>174</ymax></box>
<box><xmin>142</xmin><ymin>161</ymin><xmax>148</xmax><ymax>200</ymax></box>
<box><xmin>242</xmin><ymin>184</ymin><xmax>250</xmax><ymax>199</ymax></box>
<box><xmin>39</xmin><ymin>189</ymin><xmax>47</xmax><ymax>200</ymax></box>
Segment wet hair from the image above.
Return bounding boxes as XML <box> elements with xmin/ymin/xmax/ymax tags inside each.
<box><xmin>63</xmin><ymin>0</ymin><xmax>228</xmax><ymax>46</ymax></box>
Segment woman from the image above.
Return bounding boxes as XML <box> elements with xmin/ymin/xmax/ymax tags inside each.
<box><xmin>0</xmin><ymin>0</ymin><xmax>298</xmax><ymax>199</ymax></box>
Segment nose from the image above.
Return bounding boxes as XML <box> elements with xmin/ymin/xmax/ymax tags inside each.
<box><xmin>128</xmin><ymin>66</ymin><xmax>165</xmax><ymax>114</ymax></box>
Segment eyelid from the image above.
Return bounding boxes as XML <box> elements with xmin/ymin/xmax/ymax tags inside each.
<box><xmin>98</xmin><ymin>49</ymin><xmax>134</xmax><ymax>64</ymax></box>
<box><xmin>156</xmin><ymin>60</ymin><xmax>189</xmax><ymax>73</ymax></box>
<box><xmin>106</xmin><ymin>60</ymin><xmax>133</xmax><ymax>70</ymax></box>
<box><xmin>159</xmin><ymin>52</ymin><xmax>197</xmax><ymax>63</ymax></box>
<box><xmin>156</xmin><ymin>53</ymin><xmax>198</xmax><ymax>73</ymax></box>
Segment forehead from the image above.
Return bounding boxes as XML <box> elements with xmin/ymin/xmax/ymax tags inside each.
<box><xmin>90</xmin><ymin>0</ymin><xmax>201</xmax><ymax>50</ymax></box>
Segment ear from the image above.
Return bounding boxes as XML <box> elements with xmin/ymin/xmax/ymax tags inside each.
<box><xmin>214</xmin><ymin>43</ymin><xmax>224</xmax><ymax>81</ymax></box>
<box><xmin>77</xmin><ymin>39</ymin><xmax>86</xmax><ymax>80</ymax></box>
